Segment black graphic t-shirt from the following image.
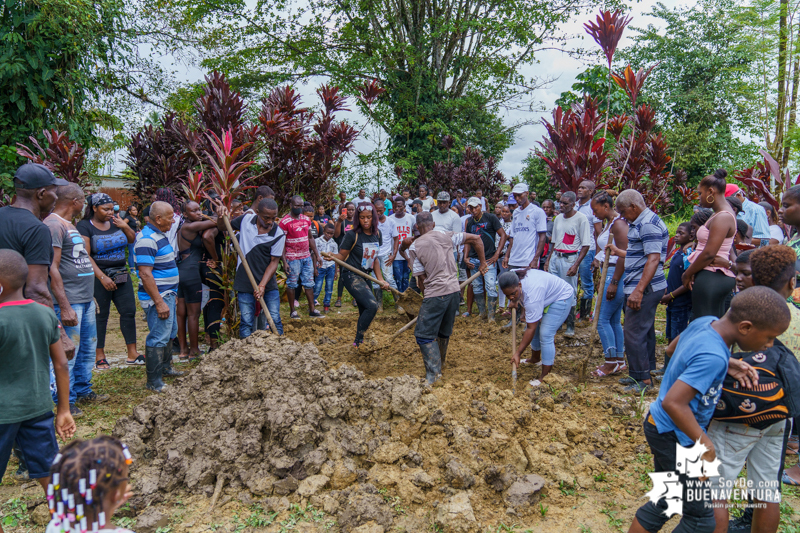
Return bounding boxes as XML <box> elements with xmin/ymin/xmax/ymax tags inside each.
<box><xmin>76</xmin><ymin>219</ymin><xmax>129</xmax><ymax>268</ymax></box>
<box><xmin>340</xmin><ymin>230</ymin><xmax>383</xmax><ymax>273</ymax></box>
<box><xmin>465</xmin><ymin>212</ymin><xmax>503</xmax><ymax>259</ymax></box>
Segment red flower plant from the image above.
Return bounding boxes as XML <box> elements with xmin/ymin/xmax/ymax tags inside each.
<box><xmin>205</xmin><ymin>130</ymin><xmax>255</xmax><ymax>210</ymax></box>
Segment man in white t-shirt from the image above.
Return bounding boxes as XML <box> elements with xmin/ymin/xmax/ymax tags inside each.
<box><xmin>432</xmin><ymin>191</ymin><xmax>463</xmax><ymax>264</ymax></box>
<box><xmin>373</xmin><ymin>197</ymin><xmax>398</xmax><ymax>310</ymax></box>
<box><xmin>503</xmin><ymin>183</ymin><xmax>547</xmax><ymax>271</ymax></box>
<box><xmin>497</xmin><ymin>192</ymin><xmax>509</xmax><ymax>207</ymax></box>
<box><xmin>576</xmin><ymin>180</ymin><xmax>603</xmax><ymax>323</ymax></box>
<box><xmin>389</xmin><ymin>196</ymin><xmax>416</xmax><ymax>293</ymax></box>
<box><xmin>543</xmin><ymin>191</ymin><xmax>591</xmax><ymax>337</ymax></box>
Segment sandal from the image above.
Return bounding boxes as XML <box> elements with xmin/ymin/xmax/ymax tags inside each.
<box><xmin>520</xmin><ymin>358</ymin><xmax>542</xmax><ymax>366</ymax></box>
<box><xmin>462</xmin><ymin>312</ymin><xmax>471</xmax><ymax>318</ymax></box>
<box><xmin>788</xmin><ymin>436</ymin><xmax>799</xmax><ymax>456</ymax></box>
<box><xmin>782</xmin><ymin>471</ymin><xmax>800</xmax><ymax>486</ymax></box>
<box><xmin>591</xmin><ymin>366</ymin><xmax>612</xmax><ymax>378</ymax></box>
<box><xmin>179</xmin><ymin>352</ymin><xmax>202</xmax><ymax>363</ymax></box>
<box><xmin>95</xmin><ymin>359</ymin><xmax>111</xmax><ymax>370</ymax></box>
<box><xmin>126</xmin><ymin>355</ymin><xmax>145</xmax><ymax>365</ymax></box>
<box><xmin>290</xmin><ymin>311</ymin><xmax>300</xmax><ymax>319</ymax></box>
<box><xmin>335</xmin><ymin>300</ymin><xmax>342</xmax><ymax>308</ymax></box>
<box><xmin>309</xmin><ymin>309</ymin><xmax>324</xmax><ymax>318</ymax></box>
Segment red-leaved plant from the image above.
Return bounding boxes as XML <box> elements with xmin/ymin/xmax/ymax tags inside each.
<box><xmin>611</xmin><ymin>64</ymin><xmax>657</xmax><ymax>185</ymax></box>
<box><xmin>205</xmin><ymin>130</ymin><xmax>255</xmax><ymax>210</ymax></box>
<box><xmin>417</xmin><ymin>143</ymin><xmax>504</xmax><ymax>202</ymax></box>
<box><xmin>17</xmin><ymin>129</ymin><xmax>91</xmax><ymax>187</ymax></box>
<box><xmin>181</xmin><ymin>171</ymin><xmax>207</xmax><ymax>203</ymax></box>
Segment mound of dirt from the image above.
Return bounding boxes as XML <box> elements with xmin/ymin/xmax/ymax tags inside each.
<box><xmin>115</xmin><ymin>332</ymin><xmax>648</xmax><ymax>532</ymax></box>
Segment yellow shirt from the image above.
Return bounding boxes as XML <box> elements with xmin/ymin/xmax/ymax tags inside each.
<box><xmin>779</xmin><ymin>298</ymin><xmax>800</xmax><ymax>353</ymax></box>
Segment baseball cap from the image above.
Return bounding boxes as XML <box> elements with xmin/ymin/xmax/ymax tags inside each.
<box><xmin>511</xmin><ymin>183</ymin><xmax>529</xmax><ymax>194</ymax></box>
<box><xmin>466</xmin><ymin>197</ymin><xmax>481</xmax><ymax>207</ymax></box>
<box><xmin>724</xmin><ymin>184</ymin><xmax>740</xmax><ymax>197</ymax></box>
<box><xmin>411</xmin><ymin>199</ymin><xmax>423</xmax><ymax>205</ymax></box>
<box><xmin>437</xmin><ymin>191</ymin><xmax>450</xmax><ymax>202</ymax></box>
<box><xmin>14</xmin><ymin>163</ymin><xmax>68</xmax><ymax>189</ymax></box>
<box><xmin>503</xmin><ymin>191</ymin><xmax>509</xmax><ymax>197</ymax></box>
<box><xmin>507</xmin><ymin>194</ymin><xmax>517</xmax><ymax>205</ymax></box>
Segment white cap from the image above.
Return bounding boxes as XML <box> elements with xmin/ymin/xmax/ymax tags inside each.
<box><xmin>511</xmin><ymin>183</ymin><xmax>529</xmax><ymax>194</ymax></box>
<box><xmin>466</xmin><ymin>197</ymin><xmax>481</xmax><ymax>207</ymax></box>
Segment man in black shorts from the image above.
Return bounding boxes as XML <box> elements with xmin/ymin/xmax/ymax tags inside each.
<box><xmin>402</xmin><ymin>212</ymin><xmax>487</xmax><ymax>383</ymax></box>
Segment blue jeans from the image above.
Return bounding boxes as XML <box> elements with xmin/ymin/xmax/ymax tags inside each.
<box><xmin>238</xmin><ymin>290</ymin><xmax>283</xmax><ymax>337</ymax></box>
<box><xmin>51</xmin><ymin>301</ymin><xmax>97</xmax><ymax>404</ymax></box>
<box><xmin>530</xmin><ymin>298</ymin><xmax>571</xmax><ymax>366</ymax></box>
<box><xmin>372</xmin><ymin>254</ymin><xmax>397</xmax><ymax>291</ymax></box>
<box><xmin>314</xmin><ymin>266</ymin><xmax>336</xmax><ymax>307</ymax></box>
<box><xmin>579</xmin><ymin>249</ymin><xmax>596</xmax><ymax>300</ymax></box>
<box><xmin>144</xmin><ymin>292</ymin><xmax>178</xmax><ymax>348</ymax></box>
<box><xmin>469</xmin><ymin>258</ymin><xmax>497</xmax><ymax>298</ymax></box>
<box><xmin>666</xmin><ymin>305</ymin><xmax>691</xmax><ymax>342</ymax></box>
<box><xmin>393</xmin><ymin>259</ymin><xmax>411</xmax><ymax>293</ymax></box>
<box><xmin>286</xmin><ymin>256</ymin><xmax>315</xmax><ymax>289</ymax></box>
<box><xmin>597</xmin><ymin>272</ymin><xmax>624</xmax><ymax>360</ymax></box>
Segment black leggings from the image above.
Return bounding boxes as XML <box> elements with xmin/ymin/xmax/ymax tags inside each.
<box><xmin>201</xmin><ymin>264</ymin><xmax>224</xmax><ymax>340</ymax></box>
<box><xmin>94</xmin><ymin>277</ymin><xmax>137</xmax><ymax>348</ymax></box>
<box><xmin>341</xmin><ymin>270</ymin><xmax>379</xmax><ymax>345</ymax></box>
<box><xmin>691</xmin><ymin>269</ymin><xmax>736</xmax><ymax>320</ymax></box>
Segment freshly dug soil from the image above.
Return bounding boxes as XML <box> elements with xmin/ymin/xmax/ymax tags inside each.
<box><xmin>115</xmin><ymin>329</ymin><xmax>663</xmax><ymax>532</ymax></box>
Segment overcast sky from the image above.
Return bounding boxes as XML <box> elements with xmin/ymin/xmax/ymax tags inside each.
<box><xmin>152</xmin><ymin>0</ymin><xmax>683</xmax><ymax>184</ymax></box>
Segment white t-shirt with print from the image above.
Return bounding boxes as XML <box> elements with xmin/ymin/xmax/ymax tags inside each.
<box><xmin>507</xmin><ymin>202</ymin><xmax>547</xmax><ymax>267</ymax></box>
<box><xmin>390</xmin><ymin>213</ymin><xmax>416</xmax><ymax>260</ymax></box>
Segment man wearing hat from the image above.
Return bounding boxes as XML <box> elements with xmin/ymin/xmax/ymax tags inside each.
<box><xmin>464</xmin><ymin>196</ymin><xmax>507</xmax><ymax>321</ymax></box>
<box><xmin>724</xmin><ymin>184</ymin><xmax>771</xmax><ymax>246</ymax></box>
<box><xmin>0</xmin><ymin>163</ymin><xmax>74</xmax><ymax>356</ymax></box>
<box><xmin>498</xmin><ymin>192</ymin><xmax>509</xmax><ymax>207</ymax></box>
<box><xmin>450</xmin><ymin>189</ymin><xmax>467</xmax><ymax>212</ymax></box>
<box><xmin>432</xmin><ymin>191</ymin><xmax>463</xmax><ymax>264</ymax></box>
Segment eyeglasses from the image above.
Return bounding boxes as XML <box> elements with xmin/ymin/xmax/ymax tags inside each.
<box><xmin>358</xmin><ymin>204</ymin><xmax>373</xmax><ymax>212</ymax></box>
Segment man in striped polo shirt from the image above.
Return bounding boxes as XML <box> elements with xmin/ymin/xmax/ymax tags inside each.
<box><xmin>134</xmin><ymin>201</ymin><xmax>182</xmax><ymax>392</ymax></box>
<box><xmin>613</xmin><ymin>190</ymin><xmax>669</xmax><ymax>394</ymax></box>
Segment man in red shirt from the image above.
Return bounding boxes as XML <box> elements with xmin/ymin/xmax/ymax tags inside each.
<box><xmin>279</xmin><ymin>195</ymin><xmax>324</xmax><ymax>318</ymax></box>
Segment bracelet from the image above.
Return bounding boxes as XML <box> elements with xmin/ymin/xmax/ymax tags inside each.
<box><xmin>670</xmin><ymin>291</ymin><xmax>675</xmax><ymax>299</ymax></box>
<box><xmin>609</xmin><ymin>279</ymin><xmax>619</xmax><ymax>286</ymax></box>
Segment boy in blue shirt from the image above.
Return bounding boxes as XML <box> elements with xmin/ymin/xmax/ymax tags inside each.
<box><xmin>630</xmin><ymin>286</ymin><xmax>790</xmax><ymax>533</ymax></box>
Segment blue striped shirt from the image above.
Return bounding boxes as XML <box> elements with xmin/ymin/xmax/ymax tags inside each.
<box><xmin>134</xmin><ymin>223</ymin><xmax>179</xmax><ymax>307</ymax></box>
<box><xmin>738</xmin><ymin>198</ymin><xmax>771</xmax><ymax>240</ymax></box>
<box><xmin>623</xmin><ymin>208</ymin><xmax>669</xmax><ymax>294</ymax></box>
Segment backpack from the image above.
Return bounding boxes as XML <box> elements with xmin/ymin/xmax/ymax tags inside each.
<box><xmin>713</xmin><ymin>338</ymin><xmax>800</xmax><ymax>429</ymax></box>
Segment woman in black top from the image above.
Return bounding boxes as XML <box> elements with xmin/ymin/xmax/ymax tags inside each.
<box><xmin>333</xmin><ymin>201</ymin><xmax>356</xmax><ymax>307</ymax></box>
<box><xmin>123</xmin><ymin>204</ymin><xmax>141</xmax><ymax>232</ymax></box>
<box><xmin>330</xmin><ymin>202</ymin><xmax>390</xmax><ymax>347</ymax></box>
<box><xmin>177</xmin><ymin>201</ymin><xmax>218</xmax><ymax>360</ymax></box>
<box><xmin>77</xmin><ymin>193</ymin><xmax>140</xmax><ymax>368</ymax></box>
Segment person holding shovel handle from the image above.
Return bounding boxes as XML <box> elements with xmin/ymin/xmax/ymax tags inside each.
<box><xmin>399</xmin><ymin>212</ymin><xmax>488</xmax><ymax>384</ymax></box>
<box><xmin>327</xmin><ymin>202</ymin><xmax>390</xmax><ymax>347</ymax></box>
<box><xmin>499</xmin><ymin>268</ymin><xmax>574</xmax><ymax>381</ymax></box>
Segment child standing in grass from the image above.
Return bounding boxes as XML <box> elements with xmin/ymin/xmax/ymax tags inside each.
<box><xmin>660</xmin><ymin>222</ymin><xmax>693</xmax><ymax>368</ymax></box>
<box><xmin>629</xmin><ymin>287</ymin><xmax>790</xmax><ymax>533</ymax></box>
<box><xmin>0</xmin><ymin>249</ymin><xmax>75</xmax><ymax>533</ymax></box>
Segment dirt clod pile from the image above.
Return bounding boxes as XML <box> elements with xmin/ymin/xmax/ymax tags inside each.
<box><xmin>115</xmin><ymin>332</ymin><xmax>647</xmax><ymax>532</ymax></box>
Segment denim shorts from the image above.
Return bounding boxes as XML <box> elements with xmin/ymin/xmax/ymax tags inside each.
<box><xmin>707</xmin><ymin>419</ymin><xmax>786</xmax><ymax>502</ymax></box>
<box><xmin>0</xmin><ymin>411</ymin><xmax>58</xmax><ymax>479</ymax></box>
<box><xmin>287</xmin><ymin>256</ymin><xmax>315</xmax><ymax>289</ymax></box>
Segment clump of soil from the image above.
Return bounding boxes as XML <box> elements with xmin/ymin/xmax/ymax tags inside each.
<box><xmin>115</xmin><ymin>332</ymin><xmax>654</xmax><ymax>532</ymax></box>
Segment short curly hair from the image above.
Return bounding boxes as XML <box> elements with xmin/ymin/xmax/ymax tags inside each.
<box><xmin>750</xmin><ymin>245</ymin><xmax>797</xmax><ymax>292</ymax></box>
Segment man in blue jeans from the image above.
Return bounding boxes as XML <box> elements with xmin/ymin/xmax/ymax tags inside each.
<box><xmin>576</xmin><ymin>180</ymin><xmax>603</xmax><ymax>323</ymax></box>
<box><xmin>219</xmin><ymin>198</ymin><xmax>285</xmax><ymax>337</ymax></box>
<box><xmin>45</xmin><ymin>184</ymin><xmax>108</xmax><ymax>416</ymax></box>
<box><xmin>135</xmin><ymin>201</ymin><xmax>183</xmax><ymax>392</ymax></box>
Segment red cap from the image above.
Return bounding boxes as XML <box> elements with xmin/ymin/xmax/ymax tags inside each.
<box><xmin>724</xmin><ymin>184</ymin><xmax>740</xmax><ymax>197</ymax></box>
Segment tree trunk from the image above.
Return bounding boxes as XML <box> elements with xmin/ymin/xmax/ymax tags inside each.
<box><xmin>782</xmin><ymin>23</ymin><xmax>800</xmax><ymax>171</ymax></box>
<box><xmin>772</xmin><ymin>0</ymin><xmax>789</xmax><ymax>159</ymax></box>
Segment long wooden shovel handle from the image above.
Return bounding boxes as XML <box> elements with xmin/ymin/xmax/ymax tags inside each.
<box><xmin>322</xmin><ymin>252</ymin><xmax>397</xmax><ymax>294</ymax></box>
<box><xmin>512</xmin><ymin>307</ymin><xmax>517</xmax><ymax>392</ymax></box>
<box><xmin>580</xmin><ymin>233</ymin><xmax>615</xmax><ymax>381</ymax></box>
<box><xmin>387</xmin><ymin>269</ymin><xmax>485</xmax><ymax>343</ymax></box>
<box><xmin>221</xmin><ymin>215</ymin><xmax>279</xmax><ymax>335</ymax></box>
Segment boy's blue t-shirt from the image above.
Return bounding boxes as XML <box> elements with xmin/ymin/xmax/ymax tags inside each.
<box><xmin>650</xmin><ymin>316</ymin><xmax>730</xmax><ymax>446</ymax></box>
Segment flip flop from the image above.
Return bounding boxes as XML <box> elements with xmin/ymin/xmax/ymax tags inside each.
<box><xmin>591</xmin><ymin>366</ymin><xmax>612</xmax><ymax>378</ymax></box>
<box><xmin>782</xmin><ymin>471</ymin><xmax>800</xmax><ymax>486</ymax></box>
<box><xmin>126</xmin><ymin>355</ymin><xmax>145</xmax><ymax>365</ymax></box>
<box><xmin>95</xmin><ymin>359</ymin><xmax>111</xmax><ymax>370</ymax></box>
<box><xmin>520</xmin><ymin>358</ymin><xmax>542</xmax><ymax>366</ymax></box>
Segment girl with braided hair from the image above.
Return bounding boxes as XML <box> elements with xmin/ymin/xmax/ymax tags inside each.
<box><xmin>45</xmin><ymin>436</ymin><xmax>134</xmax><ymax>533</ymax></box>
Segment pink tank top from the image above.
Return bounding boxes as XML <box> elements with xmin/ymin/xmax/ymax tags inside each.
<box><xmin>688</xmin><ymin>211</ymin><xmax>735</xmax><ymax>277</ymax></box>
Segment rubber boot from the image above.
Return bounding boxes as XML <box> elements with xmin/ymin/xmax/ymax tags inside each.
<box><xmin>476</xmin><ymin>295</ymin><xmax>487</xmax><ymax>320</ymax></box>
<box><xmin>374</xmin><ymin>288</ymin><xmax>383</xmax><ymax>312</ymax></box>
<box><xmin>145</xmin><ymin>345</ymin><xmax>165</xmax><ymax>392</ymax></box>
<box><xmin>418</xmin><ymin>342</ymin><xmax>442</xmax><ymax>384</ymax></box>
<box><xmin>162</xmin><ymin>346</ymin><xmax>185</xmax><ymax>377</ymax></box>
<box><xmin>437</xmin><ymin>337</ymin><xmax>450</xmax><ymax>371</ymax></box>
<box><xmin>564</xmin><ymin>307</ymin><xmax>576</xmax><ymax>337</ymax></box>
<box><xmin>487</xmin><ymin>296</ymin><xmax>497</xmax><ymax>323</ymax></box>
<box><xmin>584</xmin><ymin>298</ymin><xmax>593</xmax><ymax>324</ymax></box>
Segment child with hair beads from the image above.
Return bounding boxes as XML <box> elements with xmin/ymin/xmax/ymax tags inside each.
<box><xmin>0</xmin><ymin>249</ymin><xmax>75</xmax><ymax>533</ymax></box>
<box><xmin>45</xmin><ymin>436</ymin><xmax>135</xmax><ymax>533</ymax></box>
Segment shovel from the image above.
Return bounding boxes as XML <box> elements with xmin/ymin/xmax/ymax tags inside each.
<box><xmin>511</xmin><ymin>307</ymin><xmax>517</xmax><ymax>394</ymax></box>
<box><xmin>220</xmin><ymin>215</ymin><xmax>280</xmax><ymax>335</ymax></box>
<box><xmin>322</xmin><ymin>252</ymin><xmax>423</xmax><ymax>319</ymax></box>
<box><xmin>579</xmin><ymin>234</ymin><xmax>614</xmax><ymax>381</ymax></box>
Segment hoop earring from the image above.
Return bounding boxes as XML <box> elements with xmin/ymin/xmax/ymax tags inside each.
<box><xmin>706</xmin><ymin>193</ymin><xmax>715</xmax><ymax>204</ymax></box>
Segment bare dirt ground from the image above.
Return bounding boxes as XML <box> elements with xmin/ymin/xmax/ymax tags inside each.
<box><xmin>2</xmin><ymin>302</ymin><xmax>798</xmax><ymax>533</ymax></box>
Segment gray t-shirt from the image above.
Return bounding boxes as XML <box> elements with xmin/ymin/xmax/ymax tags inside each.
<box><xmin>45</xmin><ymin>214</ymin><xmax>95</xmax><ymax>304</ymax></box>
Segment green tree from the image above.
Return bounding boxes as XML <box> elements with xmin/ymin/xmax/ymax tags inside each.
<box><xmin>556</xmin><ymin>65</ymin><xmax>629</xmax><ymax>120</ymax></box>
<box><xmin>143</xmin><ymin>0</ymin><xmax>608</xmax><ymax>172</ymax></box>
<box><xmin>517</xmin><ymin>152</ymin><xmax>559</xmax><ymax>200</ymax></box>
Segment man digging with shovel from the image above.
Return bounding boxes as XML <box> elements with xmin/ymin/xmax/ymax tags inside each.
<box><xmin>401</xmin><ymin>212</ymin><xmax>488</xmax><ymax>384</ymax></box>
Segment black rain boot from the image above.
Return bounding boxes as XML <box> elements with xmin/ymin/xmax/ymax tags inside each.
<box><xmin>564</xmin><ymin>307</ymin><xmax>576</xmax><ymax>338</ymax></box>
<box><xmin>487</xmin><ymin>296</ymin><xmax>497</xmax><ymax>323</ymax></box>
<box><xmin>162</xmin><ymin>346</ymin><xmax>185</xmax><ymax>377</ymax></box>
<box><xmin>476</xmin><ymin>295</ymin><xmax>487</xmax><ymax>320</ymax></box>
<box><xmin>437</xmin><ymin>337</ymin><xmax>450</xmax><ymax>371</ymax></box>
<box><xmin>374</xmin><ymin>288</ymin><xmax>384</xmax><ymax>312</ymax></box>
<box><xmin>418</xmin><ymin>342</ymin><xmax>442</xmax><ymax>384</ymax></box>
<box><xmin>145</xmin><ymin>345</ymin><xmax>165</xmax><ymax>392</ymax></box>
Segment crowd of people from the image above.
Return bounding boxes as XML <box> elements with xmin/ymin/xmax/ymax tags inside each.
<box><xmin>2</xmin><ymin>161</ymin><xmax>800</xmax><ymax>533</ymax></box>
